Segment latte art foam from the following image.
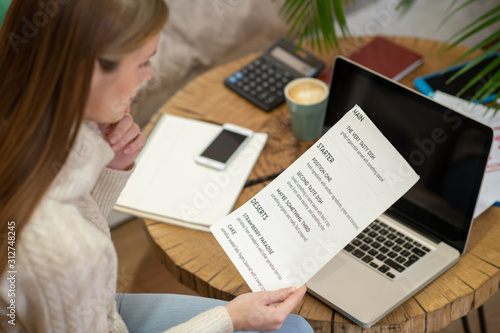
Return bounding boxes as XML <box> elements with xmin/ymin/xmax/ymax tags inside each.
<box><xmin>288</xmin><ymin>81</ymin><xmax>327</xmax><ymax>104</ymax></box>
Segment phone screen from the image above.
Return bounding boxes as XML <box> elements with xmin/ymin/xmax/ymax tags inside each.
<box><xmin>422</xmin><ymin>55</ymin><xmax>500</xmax><ymax>101</ymax></box>
<box><xmin>200</xmin><ymin>129</ymin><xmax>249</xmax><ymax>163</ymax></box>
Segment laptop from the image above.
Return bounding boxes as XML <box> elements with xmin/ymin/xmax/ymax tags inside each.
<box><xmin>307</xmin><ymin>56</ymin><xmax>493</xmax><ymax>327</ymax></box>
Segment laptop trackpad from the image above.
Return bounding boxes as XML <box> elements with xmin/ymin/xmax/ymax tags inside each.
<box><xmin>309</xmin><ymin>255</ymin><xmax>347</xmax><ymax>283</ymax></box>
<box><xmin>322</xmin><ymin>257</ymin><xmax>345</xmax><ymax>274</ymax></box>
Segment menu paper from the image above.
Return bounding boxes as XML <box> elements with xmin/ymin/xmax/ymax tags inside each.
<box><xmin>210</xmin><ymin>105</ymin><xmax>420</xmax><ymax>291</ymax></box>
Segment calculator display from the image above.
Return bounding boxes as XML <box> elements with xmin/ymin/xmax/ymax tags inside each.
<box><xmin>270</xmin><ymin>47</ymin><xmax>315</xmax><ymax>76</ymax></box>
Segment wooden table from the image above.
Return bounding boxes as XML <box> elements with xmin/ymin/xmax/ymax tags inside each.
<box><xmin>142</xmin><ymin>36</ymin><xmax>500</xmax><ymax>332</ymax></box>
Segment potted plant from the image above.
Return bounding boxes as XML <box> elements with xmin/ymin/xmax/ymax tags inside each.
<box><xmin>277</xmin><ymin>0</ymin><xmax>500</xmax><ymax>111</ymax></box>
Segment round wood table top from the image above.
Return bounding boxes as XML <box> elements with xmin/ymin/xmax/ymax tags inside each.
<box><xmin>142</xmin><ymin>36</ymin><xmax>500</xmax><ymax>332</ymax></box>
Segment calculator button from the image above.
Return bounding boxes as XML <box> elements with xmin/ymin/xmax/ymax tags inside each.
<box><xmin>258</xmin><ymin>92</ymin><xmax>269</xmax><ymax>100</ymax></box>
<box><xmin>265</xmin><ymin>96</ymin><xmax>277</xmax><ymax>105</ymax></box>
<box><xmin>234</xmin><ymin>71</ymin><xmax>244</xmax><ymax>80</ymax></box>
<box><xmin>227</xmin><ymin>76</ymin><xmax>238</xmax><ymax>84</ymax></box>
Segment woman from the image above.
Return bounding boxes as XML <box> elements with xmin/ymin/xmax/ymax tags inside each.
<box><xmin>0</xmin><ymin>0</ymin><xmax>313</xmax><ymax>332</ymax></box>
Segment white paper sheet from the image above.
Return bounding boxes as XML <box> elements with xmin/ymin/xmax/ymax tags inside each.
<box><xmin>115</xmin><ymin>114</ymin><xmax>267</xmax><ymax>230</ymax></box>
<box><xmin>211</xmin><ymin>105</ymin><xmax>419</xmax><ymax>291</ymax></box>
<box><xmin>433</xmin><ymin>90</ymin><xmax>500</xmax><ymax>218</ymax></box>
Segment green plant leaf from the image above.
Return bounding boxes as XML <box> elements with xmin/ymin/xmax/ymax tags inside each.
<box><xmin>437</xmin><ymin>0</ymin><xmax>476</xmax><ymax>31</ymax></box>
<box><xmin>283</xmin><ymin>1</ymin><xmax>309</xmax><ymax>40</ymax></box>
<box><xmin>278</xmin><ymin>0</ymin><xmax>351</xmax><ymax>53</ymax></box>
<box><xmin>441</xmin><ymin>12</ymin><xmax>500</xmax><ymax>54</ymax></box>
<box><xmin>452</xmin><ymin>56</ymin><xmax>500</xmax><ymax>98</ymax></box>
<box><xmin>474</xmin><ymin>67</ymin><xmax>500</xmax><ymax>101</ymax></box>
<box><xmin>395</xmin><ymin>0</ymin><xmax>417</xmax><ymax>16</ymax></box>
<box><xmin>436</xmin><ymin>1</ymin><xmax>500</xmax><ymax>113</ymax></box>
<box><xmin>448</xmin><ymin>40</ymin><xmax>500</xmax><ymax>81</ymax></box>
<box><xmin>451</xmin><ymin>31</ymin><xmax>500</xmax><ymax>63</ymax></box>
<box><xmin>332</xmin><ymin>0</ymin><xmax>348</xmax><ymax>37</ymax></box>
<box><xmin>276</xmin><ymin>0</ymin><xmax>500</xmax><ymax>113</ymax></box>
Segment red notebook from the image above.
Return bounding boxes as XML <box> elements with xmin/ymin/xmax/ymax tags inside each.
<box><xmin>347</xmin><ymin>36</ymin><xmax>423</xmax><ymax>82</ymax></box>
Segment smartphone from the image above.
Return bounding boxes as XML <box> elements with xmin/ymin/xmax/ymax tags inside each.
<box><xmin>195</xmin><ymin>123</ymin><xmax>254</xmax><ymax>170</ymax></box>
<box><xmin>413</xmin><ymin>53</ymin><xmax>500</xmax><ymax>102</ymax></box>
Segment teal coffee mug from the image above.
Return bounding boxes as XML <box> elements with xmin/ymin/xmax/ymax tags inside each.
<box><xmin>284</xmin><ymin>78</ymin><xmax>329</xmax><ymax>141</ymax></box>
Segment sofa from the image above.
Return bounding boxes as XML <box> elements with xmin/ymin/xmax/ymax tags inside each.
<box><xmin>130</xmin><ymin>0</ymin><xmax>289</xmax><ymax>129</ymax></box>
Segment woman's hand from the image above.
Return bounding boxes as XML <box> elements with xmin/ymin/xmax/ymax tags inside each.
<box><xmin>99</xmin><ymin>114</ymin><xmax>146</xmax><ymax>171</ymax></box>
<box><xmin>224</xmin><ymin>285</ymin><xmax>307</xmax><ymax>331</ymax></box>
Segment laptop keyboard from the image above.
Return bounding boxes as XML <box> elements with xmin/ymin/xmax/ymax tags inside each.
<box><xmin>342</xmin><ymin>219</ymin><xmax>432</xmax><ymax>279</ymax></box>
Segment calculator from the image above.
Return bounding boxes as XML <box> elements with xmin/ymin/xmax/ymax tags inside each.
<box><xmin>224</xmin><ymin>38</ymin><xmax>326</xmax><ymax>112</ymax></box>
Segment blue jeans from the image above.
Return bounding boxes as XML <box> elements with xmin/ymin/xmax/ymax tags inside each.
<box><xmin>116</xmin><ymin>293</ymin><xmax>313</xmax><ymax>333</ymax></box>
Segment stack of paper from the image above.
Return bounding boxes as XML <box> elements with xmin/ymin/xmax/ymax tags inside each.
<box><xmin>115</xmin><ymin>114</ymin><xmax>268</xmax><ymax>231</ymax></box>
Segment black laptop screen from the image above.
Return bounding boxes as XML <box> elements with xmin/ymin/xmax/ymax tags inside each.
<box><xmin>325</xmin><ymin>57</ymin><xmax>493</xmax><ymax>253</ymax></box>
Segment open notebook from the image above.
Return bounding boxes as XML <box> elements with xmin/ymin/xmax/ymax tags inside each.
<box><xmin>115</xmin><ymin>114</ymin><xmax>267</xmax><ymax>231</ymax></box>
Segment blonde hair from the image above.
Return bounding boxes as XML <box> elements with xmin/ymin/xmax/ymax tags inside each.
<box><xmin>0</xmin><ymin>0</ymin><xmax>168</xmax><ymax>272</ymax></box>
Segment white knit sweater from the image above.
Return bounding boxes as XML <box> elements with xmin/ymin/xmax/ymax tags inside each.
<box><xmin>0</xmin><ymin>121</ymin><xmax>233</xmax><ymax>333</ymax></box>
